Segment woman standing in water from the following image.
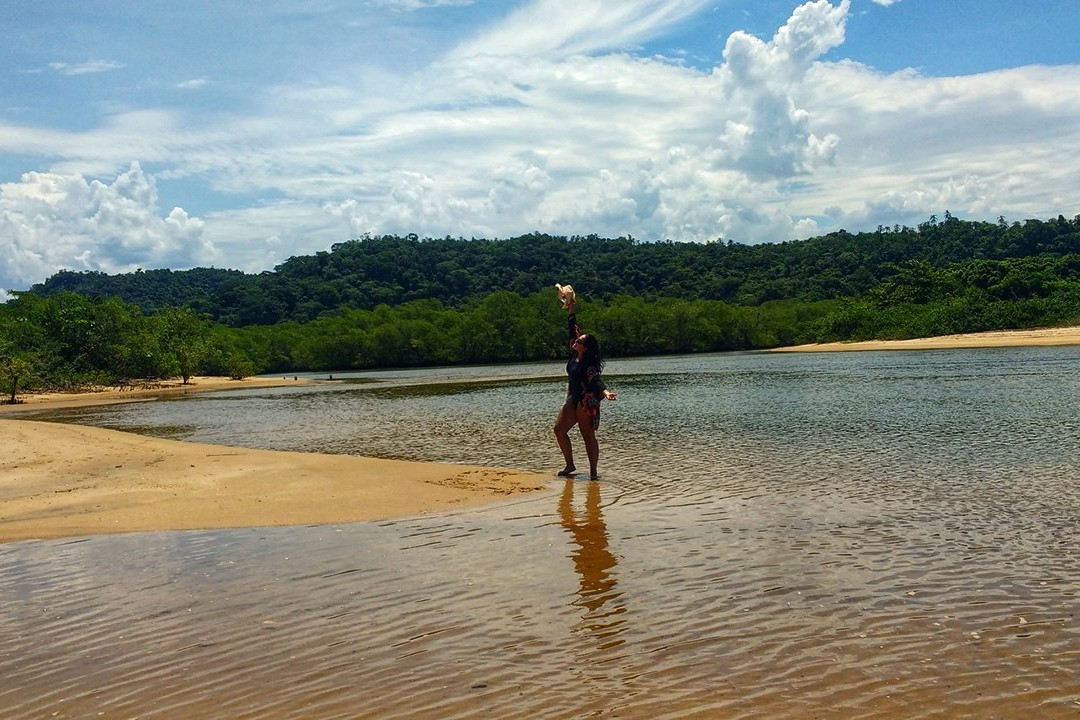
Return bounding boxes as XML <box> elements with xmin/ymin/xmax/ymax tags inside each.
<box><xmin>554</xmin><ymin>287</ymin><xmax>617</xmax><ymax>479</ymax></box>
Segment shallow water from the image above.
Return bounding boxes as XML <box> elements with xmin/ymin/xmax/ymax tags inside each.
<box><xmin>4</xmin><ymin>347</ymin><xmax>1080</xmax><ymax>718</ymax></box>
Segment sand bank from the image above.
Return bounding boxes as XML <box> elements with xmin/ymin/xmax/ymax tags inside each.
<box><xmin>0</xmin><ymin>373</ymin><xmax>550</xmax><ymax>543</ymax></box>
<box><xmin>771</xmin><ymin>325</ymin><xmax>1080</xmax><ymax>353</ymax></box>
<box><xmin>0</xmin><ymin>374</ymin><xmax>315</xmax><ymax>414</ymax></box>
<box><xmin>0</xmin><ymin>418</ymin><xmax>550</xmax><ymax>543</ymax></box>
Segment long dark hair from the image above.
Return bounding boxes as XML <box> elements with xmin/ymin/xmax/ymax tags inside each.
<box><xmin>580</xmin><ymin>334</ymin><xmax>604</xmax><ymax>372</ymax></box>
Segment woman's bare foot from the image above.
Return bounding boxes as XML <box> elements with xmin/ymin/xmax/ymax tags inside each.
<box><xmin>557</xmin><ymin>466</ymin><xmax>577</xmax><ymax>477</ymax></box>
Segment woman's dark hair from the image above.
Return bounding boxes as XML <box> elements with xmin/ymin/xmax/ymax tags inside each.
<box><xmin>581</xmin><ymin>334</ymin><xmax>604</xmax><ymax>372</ymax></box>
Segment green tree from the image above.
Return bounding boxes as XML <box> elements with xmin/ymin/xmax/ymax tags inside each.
<box><xmin>223</xmin><ymin>352</ymin><xmax>256</xmax><ymax>380</ymax></box>
<box><xmin>0</xmin><ymin>351</ymin><xmax>34</xmax><ymax>404</ymax></box>
<box><xmin>156</xmin><ymin>307</ymin><xmax>212</xmax><ymax>383</ymax></box>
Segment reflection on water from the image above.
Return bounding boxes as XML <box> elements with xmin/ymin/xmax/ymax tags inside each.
<box><xmin>559</xmin><ymin>479</ymin><xmax>625</xmax><ymax>650</ymax></box>
<box><xmin>6</xmin><ymin>347</ymin><xmax>1080</xmax><ymax>717</ymax></box>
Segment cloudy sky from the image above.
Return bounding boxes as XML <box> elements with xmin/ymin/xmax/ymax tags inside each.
<box><xmin>2</xmin><ymin>0</ymin><xmax>1079</xmax><ymax>298</ymax></box>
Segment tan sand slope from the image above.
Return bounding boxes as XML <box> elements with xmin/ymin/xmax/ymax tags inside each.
<box><xmin>0</xmin><ymin>375</ymin><xmax>315</xmax><ymax>414</ymax></box>
<box><xmin>1</xmin><ymin>419</ymin><xmax>550</xmax><ymax>543</ymax></box>
<box><xmin>770</xmin><ymin>325</ymin><xmax>1080</xmax><ymax>353</ymax></box>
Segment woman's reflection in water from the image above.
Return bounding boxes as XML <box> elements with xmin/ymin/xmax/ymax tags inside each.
<box><xmin>558</xmin><ymin>478</ymin><xmax>627</xmax><ymax>649</ymax></box>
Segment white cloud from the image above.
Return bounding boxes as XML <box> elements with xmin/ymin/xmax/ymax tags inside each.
<box><xmin>165</xmin><ymin>0</ymin><xmax>1075</xmax><ymax>247</ymax></box>
<box><xmin>309</xmin><ymin>0</ymin><xmax>852</xmax><ymax>243</ymax></box>
<box><xmin>450</xmin><ymin>0</ymin><xmax>709</xmax><ymax>59</ymax></box>
<box><xmin>369</xmin><ymin>0</ymin><xmax>473</xmax><ymax>9</ymax></box>
<box><xmin>871</xmin><ymin>0</ymin><xmax>900</xmax><ymax>5</ymax></box>
<box><xmin>710</xmin><ymin>0</ymin><xmax>848</xmax><ymax>179</ymax></box>
<box><xmin>0</xmin><ymin>163</ymin><xmax>211</xmax><ymax>296</ymax></box>
<box><xmin>48</xmin><ymin>59</ymin><xmax>125</xmax><ymax>76</ymax></box>
<box><xmin>177</xmin><ymin>78</ymin><xmax>208</xmax><ymax>90</ymax></box>
<box><xmin>789</xmin><ymin>61</ymin><xmax>1080</xmax><ymax>227</ymax></box>
<box><xmin>200</xmin><ymin>202</ymin><xmax>352</xmax><ymax>274</ymax></box>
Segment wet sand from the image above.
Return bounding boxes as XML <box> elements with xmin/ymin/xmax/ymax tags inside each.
<box><xmin>771</xmin><ymin>324</ymin><xmax>1080</xmax><ymax>352</ymax></box>
<box><xmin>1</xmin><ymin>376</ymin><xmax>550</xmax><ymax>543</ymax></box>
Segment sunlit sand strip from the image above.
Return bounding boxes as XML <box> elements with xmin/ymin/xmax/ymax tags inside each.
<box><xmin>0</xmin><ymin>418</ymin><xmax>551</xmax><ymax>543</ymax></box>
<box><xmin>0</xmin><ymin>374</ymin><xmax>315</xmax><ymax>414</ymax></box>
<box><xmin>771</xmin><ymin>325</ymin><xmax>1080</xmax><ymax>353</ymax></box>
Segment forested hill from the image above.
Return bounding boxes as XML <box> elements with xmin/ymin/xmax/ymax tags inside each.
<box><xmin>32</xmin><ymin>267</ymin><xmax>246</xmax><ymax>314</ymax></box>
<box><xmin>27</xmin><ymin>214</ymin><xmax>1080</xmax><ymax>327</ymax></box>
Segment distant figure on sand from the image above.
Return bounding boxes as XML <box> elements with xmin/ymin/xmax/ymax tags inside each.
<box><xmin>553</xmin><ymin>285</ymin><xmax>617</xmax><ymax>479</ymax></box>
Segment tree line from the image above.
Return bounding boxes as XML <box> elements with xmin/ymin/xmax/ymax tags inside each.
<box><xmin>0</xmin><ymin>292</ymin><xmax>237</xmax><ymax>402</ymax></box>
<box><xmin>28</xmin><ymin>213</ymin><xmax>1080</xmax><ymax>325</ymax></box>
<box><xmin>0</xmin><ymin>288</ymin><xmax>832</xmax><ymax>400</ymax></box>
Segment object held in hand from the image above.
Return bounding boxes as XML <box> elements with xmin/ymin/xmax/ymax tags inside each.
<box><xmin>554</xmin><ymin>283</ymin><xmax>576</xmax><ymax>309</ymax></box>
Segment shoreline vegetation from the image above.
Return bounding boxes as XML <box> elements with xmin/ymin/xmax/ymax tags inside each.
<box><xmin>10</xmin><ymin>215</ymin><xmax>1080</xmax><ymax>384</ymax></box>
<box><xmin>4</xmin><ymin>324</ymin><xmax>1080</xmax><ymax>544</ymax></box>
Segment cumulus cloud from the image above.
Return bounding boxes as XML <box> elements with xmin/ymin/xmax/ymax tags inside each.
<box><xmin>224</xmin><ymin>0</ymin><xmax>1077</xmax><ymax>248</ymax></box>
<box><xmin>317</xmin><ymin>0</ymin><xmax>852</xmax><ymax>243</ymax></box>
<box><xmin>790</xmin><ymin>61</ymin><xmax>1080</xmax><ymax>228</ymax></box>
<box><xmin>0</xmin><ymin>163</ymin><xmax>211</xmax><ymax>297</ymax></box>
<box><xmin>712</xmin><ymin>0</ymin><xmax>848</xmax><ymax>178</ymax></box>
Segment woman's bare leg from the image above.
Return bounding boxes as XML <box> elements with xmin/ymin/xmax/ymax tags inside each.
<box><xmin>576</xmin><ymin>405</ymin><xmax>600</xmax><ymax>478</ymax></box>
<box><xmin>554</xmin><ymin>401</ymin><xmax>578</xmax><ymax>475</ymax></box>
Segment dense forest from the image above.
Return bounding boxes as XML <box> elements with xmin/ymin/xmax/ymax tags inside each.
<box><xmin>4</xmin><ymin>213</ymin><xmax>1080</xmax><ymax>400</ymax></box>
<box><xmin>31</xmin><ymin>213</ymin><xmax>1080</xmax><ymax>324</ymax></box>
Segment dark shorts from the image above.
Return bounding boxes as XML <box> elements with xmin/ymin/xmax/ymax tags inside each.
<box><xmin>565</xmin><ymin>393</ymin><xmax>601</xmax><ymax>429</ymax></box>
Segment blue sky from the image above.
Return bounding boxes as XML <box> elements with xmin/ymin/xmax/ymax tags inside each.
<box><xmin>2</xmin><ymin>0</ymin><xmax>1079</xmax><ymax>298</ymax></box>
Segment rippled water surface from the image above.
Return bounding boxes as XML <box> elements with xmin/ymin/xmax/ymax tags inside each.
<box><xmin>4</xmin><ymin>347</ymin><xmax>1080</xmax><ymax>718</ymax></box>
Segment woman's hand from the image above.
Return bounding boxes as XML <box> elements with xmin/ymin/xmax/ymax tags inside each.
<box><xmin>565</xmin><ymin>298</ymin><xmax>576</xmax><ymax>313</ymax></box>
<box><xmin>603</xmin><ymin>389</ymin><xmax>617</xmax><ymax>401</ymax></box>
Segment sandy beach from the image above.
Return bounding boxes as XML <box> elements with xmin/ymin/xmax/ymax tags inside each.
<box><xmin>770</xmin><ymin>324</ymin><xmax>1080</xmax><ymax>352</ymax></box>
<box><xmin>0</xmin><ymin>374</ymin><xmax>317</xmax><ymax>413</ymax></box>
<box><xmin>1</xmin><ymin>376</ymin><xmax>550</xmax><ymax>543</ymax></box>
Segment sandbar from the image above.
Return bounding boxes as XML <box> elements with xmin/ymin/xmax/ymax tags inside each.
<box><xmin>0</xmin><ymin>374</ymin><xmax>316</xmax><ymax>414</ymax></box>
<box><xmin>771</xmin><ymin>324</ymin><xmax>1080</xmax><ymax>353</ymax></box>
<box><xmin>1</xmin><ymin>377</ymin><xmax>550</xmax><ymax>543</ymax></box>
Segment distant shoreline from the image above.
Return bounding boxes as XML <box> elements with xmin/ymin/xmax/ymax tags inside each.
<box><xmin>6</xmin><ymin>324</ymin><xmax>1080</xmax><ymax>413</ymax></box>
<box><xmin>5</xmin><ymin>322</ymin><xmax>1080</xmax><ymax>415</ymax></box>
<box><xmin>0</xmin><ymin>374</ymin><xmax>316</xmax><ymax>414</ymax></box>
<box><xmin>769</xmin><ymin>325</ymin><xmax>1080</xmax><ymax>353</ymax></box>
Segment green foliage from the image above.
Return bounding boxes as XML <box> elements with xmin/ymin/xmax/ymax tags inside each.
<box><xmin>0</xmin><ymin>292</ymin><xmax>214</xmax><ymax>390</ymax></box>
<box><xmin>804</xmin><ymin>252</ymin><xmax>1080</xmax><ymax>343</ymax></box>
<box><xmin>0</xmin><ymin>352</ymin><xmax>35</xmax><ymax>404</ymax></box>
<box><xmin>223</xmin><ymin>352</ymin><xmax>256</xmax><ymax>380</ymax></box>
<box><xmin>26</xmin><ymin>215</ymin><xmax>1080</xmax><ymax>327</ymax></box>
<box><xmin>8</xmin><ymin>214</ymin><xmax>1080</xmax><ymax>382</ymax></box>
<box><xmin>31</xmin><ymin>267</ymin><xmax>245</xmax><ymax>312</ymax></box>
<box><xmin>223</xmin><ymin>293</ymin><xmax>834</xmax><ymax>373</ymax></box>
<box><xmin>156</xmin><ymin>307</ymin><xmax>212</xmax><ymax>383</ymax></box>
